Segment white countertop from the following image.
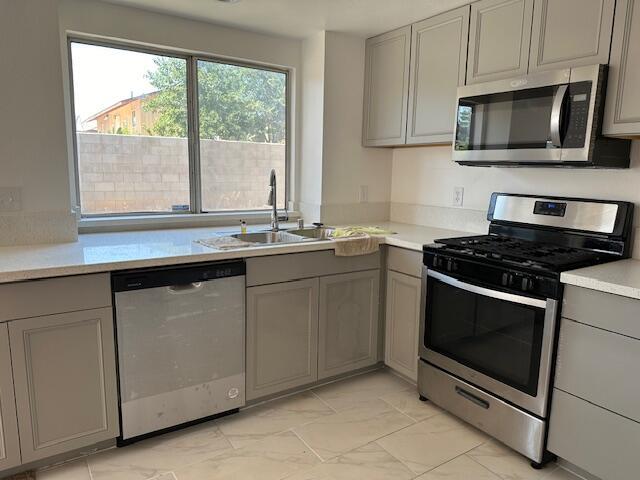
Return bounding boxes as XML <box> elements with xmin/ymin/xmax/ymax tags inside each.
<box><xmin>561</xmin><ymin>258</ymin><xmax>640</xmax><ymax>300</ymax></box>
<box><xmin>0</xmin><ymin>222</ymin><xmax>471</xmax><ymax>284</ymax></box>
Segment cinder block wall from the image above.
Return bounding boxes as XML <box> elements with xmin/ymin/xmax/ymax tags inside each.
<box><xmin>77</xmin><ymin>133</ymin><xmax>285</xmax><ymax>214</ymax></box>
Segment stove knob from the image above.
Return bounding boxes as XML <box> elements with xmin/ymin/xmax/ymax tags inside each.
<box><xmin>501</xmin><ymin>273</ymin><xmax>510</xmax><ymax>287</ymax></box>
<box><xmin>446</xmin><ymin>259</ymin><xmax>453</xmax><ymax>272</ymax></box>
<box><xmin>521</xmin><ymin>277</ymin><xmax>534</xmax><ymax>291</ymax></box>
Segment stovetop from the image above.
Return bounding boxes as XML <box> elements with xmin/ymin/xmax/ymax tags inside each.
<box><xmin>432</xmin><ymin>234</ymin><xmax>611</xmax><ymax>272</ymax></box>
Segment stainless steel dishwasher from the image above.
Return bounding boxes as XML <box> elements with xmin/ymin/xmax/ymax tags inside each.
<box><xmin>112</xmin><ymin>261</ymin><xmax>245</xmax><ymax>444</ymax></box>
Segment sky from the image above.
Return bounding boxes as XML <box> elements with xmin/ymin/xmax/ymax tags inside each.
<box><xmin>70</xmin><ymin>42</ymin><xmax>171</xmax><ymax>129</ymax></box>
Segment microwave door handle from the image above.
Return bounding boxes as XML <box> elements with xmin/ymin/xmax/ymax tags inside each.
<box><xmin>550</xmin><ymin>84</ymin><xmax>568</xmax><ymax>147</ymax></box>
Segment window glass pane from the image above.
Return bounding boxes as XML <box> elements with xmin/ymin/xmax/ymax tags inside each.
<box><xmin>70</xmin><ymin>42</ymin><xmax>190</xmax><ymax>215</ymax></box>
<box><xmin>197</xmin><ymin>60</ymin><xmax>287</xmax><ymax>211</ymax></box>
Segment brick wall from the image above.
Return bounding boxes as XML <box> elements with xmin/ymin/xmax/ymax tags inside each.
<box><xmin>77</xmin><ymin>133</ymin><xmax>285</xmax><ymax>214</ymax></box>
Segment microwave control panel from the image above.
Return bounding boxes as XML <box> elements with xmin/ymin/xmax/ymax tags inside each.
<box><xmin>563</xmin><ymin>81</ymin><xmax>592</xmax><ymax>149</ymax></box>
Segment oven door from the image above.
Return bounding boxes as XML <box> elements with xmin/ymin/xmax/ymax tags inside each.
<box><xmin>419</xmin><ymin>268</ymin><xmax>558</xmax><ymax>417</ymax></box>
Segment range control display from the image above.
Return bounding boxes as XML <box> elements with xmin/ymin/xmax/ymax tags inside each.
<box><xmin>533</xmin><ymin>201</ymin><xmax>567</xmax><ymax>217</ymax></box>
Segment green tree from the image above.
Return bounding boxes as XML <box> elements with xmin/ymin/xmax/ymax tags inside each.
<box><xmin>143</xmin><ymin>58</ymin><xmax>286</xmax><ymax>143</ymax></box>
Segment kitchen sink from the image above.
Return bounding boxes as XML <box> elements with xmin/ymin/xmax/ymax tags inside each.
<box><xmin>230</xmin><ymin>231</ymin><xmax>314</xmax><ymax>244</ymax></box>
<box><xmin>285</xmin><ymin>227</ymin><xmax>334</xmax><ymax>240</ymax></box>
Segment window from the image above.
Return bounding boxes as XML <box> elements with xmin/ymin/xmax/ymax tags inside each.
<box><xmin>69</xmin><ymin>40</ymin><xmax>288</xmax><ymax>217</ymax></box>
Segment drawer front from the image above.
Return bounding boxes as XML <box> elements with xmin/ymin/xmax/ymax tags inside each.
<box><xmin>0</xmin><ymin>274</ymin><xmax>111</xmax><ymax>322</ymax></box>
<box><xmin>562</xmin><ymin>285</ymin><xmax>640</xmax><ymax>339</ymax></box>
<box><xmin>556</xmin><ymin>318</ymin><xmax>640</xmax><ymax>422</ymax></box>
<box><xmin>549</xmin><ymin>389</ymin><xmax>640</xmax><ymax>480</ymax></box>
<box><xmin>247</xmin><ymin>250</ymin><xmax>380</xmax><ymax>286</ymax></box>
<box><xmin>387</xmin><ymin>246</ymin><xmax>422</xmax><ymax>278</ymax></box>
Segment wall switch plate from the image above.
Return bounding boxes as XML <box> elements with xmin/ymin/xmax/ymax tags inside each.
<box><xmin>359</xmin><ymin>185</ymin><xmax>369</xmax><ymax>203</ymax></box>
<box><xmin>0</xmin><ymin>187</ymin><xmax>22</xmax><ymax>212</ymax></box>
<box><xmin>453</xmin><ymin>186</ymin><xmax>464</xmax><ymax>207</ymax></box>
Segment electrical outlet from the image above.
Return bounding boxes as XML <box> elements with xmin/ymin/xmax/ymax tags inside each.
<box><xmin>359</xmin><ymin>185</ymin><xmax>369</xmax><ymax>203</ymax></box>
<box><xmin>0</xmin><ymin>187</ymin><xmax>22</xmax><ymax>212</ymax></box>
<box><xmin>453</xmin><ymin>186</ymin><xmax>464</xmax><ymax>207</ymax></box>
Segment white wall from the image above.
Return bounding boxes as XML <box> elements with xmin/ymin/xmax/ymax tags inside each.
<box><xmin>321</xmin><ymin>32</ymin><xmax>392</xmax><ymax>223</ymax></box>
<box><xmin>0</xmin><ymin>0</ymin><xmax>77</xmax><ymax>245</ymax></box>
<box><xmin>391</xmin><ymin>142</ymin><xmax>640</xmax><ymax>233</ymax></box>
<box><xmin>298</xmin><ymin>32</ymin><xmax>326</xmax><ymax>221</ymax></box>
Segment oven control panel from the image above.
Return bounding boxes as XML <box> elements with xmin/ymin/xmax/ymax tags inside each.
<box><xmin>425</xmin><ymin>251</ymin><xmax>559</xmax><ymax>300</ymax></box>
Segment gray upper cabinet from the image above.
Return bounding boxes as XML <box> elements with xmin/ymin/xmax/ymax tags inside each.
<box><xmin>9</xmin><ymin>307</ymin><xmax>119</xmax><ymax>464</ymax></box>
<box><xmin>318</xmin><ymin>270</ymin><xmax>380</xmax><ymax>379</ymax></box>
<box><xmin>603</xmin><ymin>0</ymin><xmax>640</xmax><ymax>136</ymax></box>
<box><xmin>529</xmin><ymin>0</ymin><xmax>614</xmax><ymax>73</ymax></box>
<box><xmin>0</xmin><ymin>324</ymin><xmax>20</xmax><ymax>472</ymax></box>
<box><xmin>467</xmin><ymin>0</ymin><xmax>534</xmax><ymax>84</ymax></box>
<box><xmin>407</xmin><ymin>6</ymin><xmax>470</xmax><ymax>144</ymax></box>
<box><xmin>363</xmin><ymin>26</ymin><xmax>411</xmax><ymax>146</ymax></box>
<box><xmin>246</xmin><ymin>279</ymin><xmax>319</xmax><ymax>401</ymax></box>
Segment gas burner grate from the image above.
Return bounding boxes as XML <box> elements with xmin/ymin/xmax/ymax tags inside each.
<box><xmin>436</xmin><ymin>235</ymin><xmax>603</xmax><ymax>270</ymax></box>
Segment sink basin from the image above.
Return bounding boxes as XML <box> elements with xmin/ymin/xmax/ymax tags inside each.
<box><xmin>230</xmin><ymin>231</ymin><xmax>313</xmax><ymax>244</ymax></box>
<box><xmin>286</xmin><ymin>227</ymin><xmax>334</xmax><ymax>240</ymax></box>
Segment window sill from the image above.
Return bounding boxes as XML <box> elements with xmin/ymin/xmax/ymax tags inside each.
<box><xmin>78</xmin><ymin>210</ymin><xmax>299</xmax><ymax>234</ymax></box>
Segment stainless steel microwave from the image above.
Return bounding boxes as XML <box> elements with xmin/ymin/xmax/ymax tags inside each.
<box><xmin>452</xmin><ymin>65</ymin><xmax>630</xmax><ymax>167</ymax></box>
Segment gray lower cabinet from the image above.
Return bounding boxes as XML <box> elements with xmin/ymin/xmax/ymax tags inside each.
<box><xmin>384</xmin><ymin>270</ymin><xmax>421</xmax><ymax>381</ymax></box>
<box><xmin>549</xmin><ymin>285</ymin><xmax>640</xmax><ymax>480</ymax></box>
<box><xmin>406</xmin><ymin>6</ymin><xmax>470</xmax><ymax>144</ymax></box>
<box><xmin>603</xmin><ymin>0</ymin><xmax>640</xmax><ymax>136</ymax></box>
<box><xmin>529</xmin><ymin>0</ymin><xmax>614</xmax><ymax>73</ymax></box>
<box><xmin>9</xmin><ymin>307</ymin><xmax>119</xmax><ymax>464</ymax></box>
<box><xmin>467</xmin><ymin>0</ymin><xmax>534</xmax><ymax>84</ymax></box>
<box><xmin>363</xmin><ymin>26</ymin><xmax>411</xmax><ymax>146</ymax></box>
<box><xmin>246</xmin><ymin>279</ymin><xmax>319</xmax><ymax>401</ymax></box>
<box><xmin>318</xmin><ymin>270</ymin><xmax>380</xmax><ymax>379</ymax></box>
<box><xmin>0</xmin><ymin>324</ymin><xmax>20</xmax><ymax>472</ymax></box>
<box><xmin>549</xmin><ymin>389</ymin><xmax>640</xmax><ymax>480</ymax></box>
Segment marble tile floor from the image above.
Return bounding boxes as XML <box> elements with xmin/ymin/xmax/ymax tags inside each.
<box><xmin>22</xmin><ymin>369</ymin><xmax>583</xmax><ymax>480</ymax></box>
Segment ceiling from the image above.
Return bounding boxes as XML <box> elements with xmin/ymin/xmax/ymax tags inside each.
<box><xmin>101</xmin><ymin>0</ymin><xmax>472</xmax><ymax>39</ymax></box>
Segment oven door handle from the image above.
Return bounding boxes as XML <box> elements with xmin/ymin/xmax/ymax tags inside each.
<box><xmin>550</xmin><ymin>84</ymin><xmax>568</xmax><ymax>147</ymax></box>
<box><xmin>427</xmin><ymin>270</ymin><xmax>547</xmax><ymax>309</ymax></box>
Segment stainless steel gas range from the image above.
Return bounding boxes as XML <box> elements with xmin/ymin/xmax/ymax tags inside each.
<box><xmin>417</xmin><ymin>193</ymin><xmax>634</xmax><ymax>468</ymax></box>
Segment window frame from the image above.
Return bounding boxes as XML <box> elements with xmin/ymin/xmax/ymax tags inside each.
<box><xmin>67</xmin><ymin>36</ymin><xmax>291</xmax><ymax>221</ymax></box>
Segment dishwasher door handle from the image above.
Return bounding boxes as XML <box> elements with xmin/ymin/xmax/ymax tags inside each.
<box><xmin>167</xmin><ymin>282</ymin><xmax>203</xmax><ymax>294</ymax></box>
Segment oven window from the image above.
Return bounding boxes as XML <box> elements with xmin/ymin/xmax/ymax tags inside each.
<box><xmin>455</xmin><ymin>85</ymin><xmax>559</xmax><ymax>151</ymax></box>
<box><xmin>425</xmin><ymin>277</ymin><xmax>545</xmax><ymax>395</ymax></box>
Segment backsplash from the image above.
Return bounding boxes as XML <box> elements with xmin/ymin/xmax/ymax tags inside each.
<box><xmin>391</xmin><ymin>141</ymin><xmax>640</xmax><ymax>258</ymax></box>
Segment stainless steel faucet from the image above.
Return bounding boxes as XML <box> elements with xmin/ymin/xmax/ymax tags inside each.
<box><xmin>267</xmin><ymin>169</ymin><xmax>287</xmax><ymax>231</ymax></box>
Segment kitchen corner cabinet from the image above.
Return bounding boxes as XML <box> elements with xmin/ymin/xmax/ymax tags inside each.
<box><xmin>467</xmin><ymin>0</ymin><xmax>534</xmax><ymax>84</ymax></box>
<box><xmin>529</xmin><ymin>0</ymin><xmax>614</xmax><ymax>73</ymax></box>
<box><xmin>384</xmin><ymin>271</ymin><xmax>421</xmax><ymax>381</ymax></box>
<box><xmin>406</xmin><ymin>6</ymin><xmax>470</xmax><ymax>144</ymax></box>
<box><xmin>603</xmin><ymin>0</ymin><xmax>640</xmax><ymax>136</ymax></box>
<box><xmin>9</xmin><ymin>307</ymin><xmax>119</xmax><ymax>464</ymax></box>
<box><xmin>363</xmin><ymin>26</ymin><xmax>411</xmax><ymax>146</ymax></box>
<box><xmin>318</xmin><ymin>270</ymin><xmax>380</xmax><ymax>379</ymax></box>
<box><xmin>0</xmin><ymin>324</ymin><xmax>20</xmax><ymax>472</ymax></box>
<box><xmin>246</xmin><ymin>279</ymin><xmax>319</xmax><ymax>401</ymax></box>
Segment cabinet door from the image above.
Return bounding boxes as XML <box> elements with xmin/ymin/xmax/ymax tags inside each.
<box><xmin>407</xmin><ymin>6</ymin><xmax>470</xmax><ymax>144</ymax></box>
<box><xmin>246</xmin><ymin>279</ymin><xmax>319</xmax><ymax>400</ymax></box>
<box><xmin>9</xmin><ymin>308</ymin><xmax>119</xmax><ymax>463</ymax></box>
<box><xmin>603</xmin><ymin>0</ymin><xmax>640</xmax><ymax>136</ymax></box>
<box><xmin>318</xmin><ymin>270</ymin><xmax>380</xmax><ymax>380</ymax></box>
<box><xmin>467</xmin><ymin>0</ymin><xmax>534</xmax><ymax>84</ymax></box>
<box><xmin>363</xmin><ymin>26</ymin><xmax>411</xmax><ymax>146</ymax></box>
<box><xmin>0</xmin><ymin>324</ymin><xmax>20</xmax><ymax>472</ymax></box>
<box><xmin>529</xmin><ymin>0</ymin><xmax>614</xmax><ymax>72</ymax></box>
<box><xmin>384</xmin><ymin>271</ymin><xmax>421</xmax><ymax>381</ymax></box>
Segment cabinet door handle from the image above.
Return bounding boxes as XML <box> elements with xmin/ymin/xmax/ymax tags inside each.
<box><xmin>455</xmin><ymin>386</ymin><xmax>490</xmax><ymax>409</ymax></box>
